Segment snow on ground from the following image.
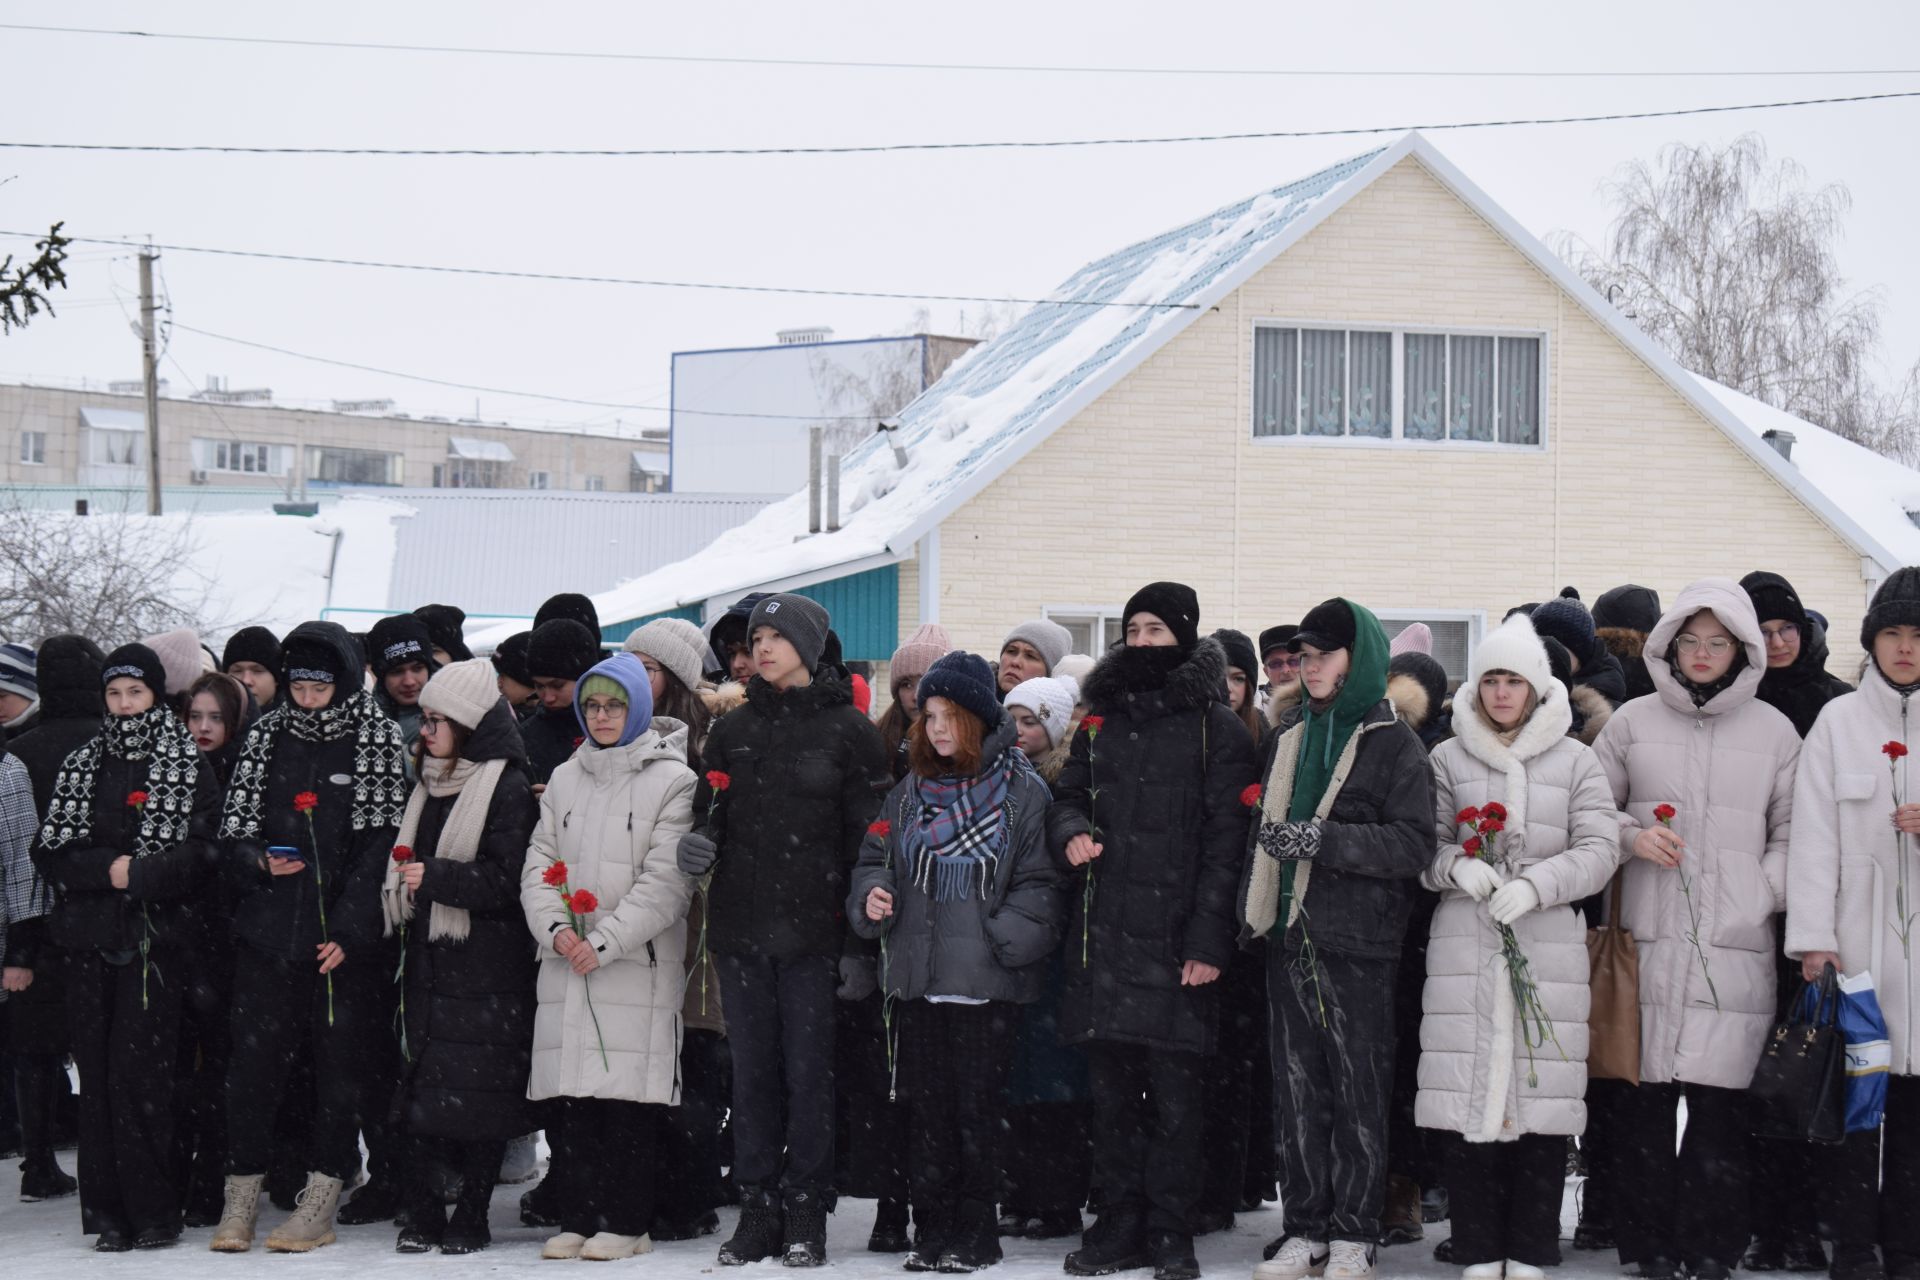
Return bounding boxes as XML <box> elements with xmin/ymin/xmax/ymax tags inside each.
<box><xmin>2</xmin><ymin>1177</ymin><xmax>1609</xmax><ymax>1279</ymax></box>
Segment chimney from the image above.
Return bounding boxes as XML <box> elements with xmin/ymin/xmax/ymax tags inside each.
<box><xmin>807</xmin><ymin>426</ymin><xmax>824</xmax><ymax>534</ymax></box>
<box><xmin>1762</xmin><ymin>429</ymin><xmax>1796</xmax><ymax>463</ymax></box>
<box><xmin>826</xmin><ymin>453</ymin><xmax>841</xmax><ymax>532</ymax></box>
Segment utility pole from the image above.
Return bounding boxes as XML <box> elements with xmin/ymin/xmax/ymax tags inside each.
<box><xmin>138</xmin><ymin>247</ymin><xmax>162</xmax><ymax>515</ymax></box>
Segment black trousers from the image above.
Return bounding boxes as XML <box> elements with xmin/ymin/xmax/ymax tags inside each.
<box><xmin>1087</xmin><ymin>1041</ymin><xmax>1206</xmax><ymax>1236</ymax></box>
<box><xmin>837</xmin><ymin>989</ymin><xmax>908</xmax><ymax>1205</ymax></box>
<box><xmin>67</xmin><ymin>947</ymin><xmax>186</xmax><ymax>1236</ymax></box>
<box><xmin>1616</xmin><ymin>1081</ymin><xmax>1748</xmax><ymax>1269</ymax></box>
<box><xmin>716</xmin><ymin>952</ymin><xmax>837</xmax><ymax>1195</ymax></box>
<box><xmin>899</xmin><ymin>1001</ymin><xmax>1016</xmax><ymax>1215</ymax></box>
<box><xmin>1447</xmin><ymin>1135</ymin><xmax>1566</xmax><ymax>1266</ymax></box>
<box><xmin>1388</xmin><ymin>912</ymin><xmax>1435</xmax><ymax>1190</ymax></box>
<box><xmin>1271</xmin><ymin>944</ymin><xmax>1397</xmax><ymax>1243</ymax></box>
<box><xmin>225</xmin><ymin>950</ymin><xmax>375</xmax><ymax>1181</ymax></box>
<box><xmin>1578</xmin><ymin>1077</ymin><xmax>1628</xmax><ymax>1231</ymax></box>
<box><xmin>1002</xmin><ymin>1101</ymin><xmax>1091</xmax><ymax>1215</ymax></box>
<box><xmin>656</xmin><ymin>1027</ymin><xmax>730</xmax><ymax>1226</ymax></box>
<box><xmin>173</xmin><ymin>939</ymin><xmax>232</xmax><ymax>1211</ymax></box>
<box><xmin>1817</xmin><ymin>1074</ymin><xmax>1920</xmax><ymax>1267</ymax></box>
<box><xmin>549</xmin><ymin>1096</ymin><xmax>662</xmax><ymax>1237</ymax></box>
<box><xmin>403</xmin><ymin>1133</ymin><xmax>503</xmax><ymax>1236</ymax></box>
<box><xmin>1200</xmin><ymin>947</ymin><xmax>1267</xmax><ymax>1216</ymax></box>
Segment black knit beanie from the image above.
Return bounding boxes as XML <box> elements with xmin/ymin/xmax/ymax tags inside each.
<box><xmin>1123</xmin><ymin>581</ymin><xmax>1200</xmax><ymax>650</ymax></box>
<box><xmin>222</xmin><ymin>625</ymin><xmax>281</xmax><ymax>674</ymax></box>
<box><xmin>1213</xmin><ymin>628</ymin><xmax>1259</xmax><ymax>688</ymax></box>
<box><xmin>491</xmin><ymin>630</ymin><xmax>534</xmax><ymax>686</ymax></box>
<box><xmin>282</xmin><ymin>637</ymin><xmax>343</xmax><ymax>687</ymax></box>
<box><xmin>366</xmin><ymin>614</ymin><xmax>440</xmax><ymax>679</ymax></box>
<box><xmin>101</xmin><ymin>643</ymin><xmax>167</xmax><ymax>701</ymax></box>
<box><xmin>526</xmin><ymin>619</ymin><xmax>601</xmax><ymax>683</ymax></box>
<box><xmin>1863</xmin><ymin>568</ymin><xmax>1920</xmax><ymax>649</ymax></box>
<box><xmin>534</xmin><ymin>593</ymin><xmax>601</xmax><ymax>640</ymax></box>
<box><xmin>412</xmin><ymin>604</ymin><xmax>473</xmax><ymax>662</ymax></box>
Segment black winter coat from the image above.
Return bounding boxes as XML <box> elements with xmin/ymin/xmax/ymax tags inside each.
<box><xmin>394</xmin><ymin>701</ymin><xmax>538</xmax><ymax>1141</ymax></box>
<box><xmin>1241</xmin><ymin>700</ymin><xmax>1435</xmax><ymax>960</ymax></box>
<box><xmin>1046</xmin><ymin>639</ymin><xmax>1259</xmax><ymax>1055</ymax></box>
<box><xmin>1744</xmin><ymin>571</ymin><xmax>1855</xmax><ymax>738</ymax></box>
<box><xmin>226</xmin><ymin>729</ymin><xmax>396</xmax><ymax>960</ymax></box>
<box><xmin>30</xmin><ymin>745</ymin><xmax>221</xmax><ymax>955</ymax></box>
<box><xmin>520</xmin><ymin>704</ymin><xmax>580</xmax><ymax>788</ymax></box>
<box><xmin>701</xmin><ymin>669</ymin><xmax>890</xmax><ymax>960</ymax></box>
<box><xmin>9</xmin><ymin>635</ymin><xmax>108</xmax><ymax>822</ymax></box>
<box><xmin>1573</xmin><ymin>643</ymin><xmax>1629</xmax><ymax>709</ymax></box>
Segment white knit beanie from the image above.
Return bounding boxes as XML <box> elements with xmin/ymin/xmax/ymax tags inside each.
<box><xmin>1053</xmin><ymin>653</ymin><xmax>1096</xmax><ymax>688</ymax></box>
<box><xmin>1468</xmin><ymin>614</ymin><xmax>1555</xmax><ymax>701</ymax></box>
<box><xmin>1004</xmin><ymin>676</ymin><xmax>1077</xmax><ymax>749</ymax></box>
<box><xmin>419</xmin><ymin>657</ymin><xmax>501</xmax><ymax>731</ymax></box>
<box><xmin>623</xmin><ymin>618</ymin><xmax>709</xmax><ymax>692</ymax></box>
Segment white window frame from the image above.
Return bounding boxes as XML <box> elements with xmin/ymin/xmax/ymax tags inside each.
<box><xmin>583</xmin><ymin>474</ymin><xmax>605</xmax><ymax>492</ymax></box>
<box><xmin>1372</xmin><ymin>606</ymin><xmax>1486</xmax><ymax>683</ymax></box>
<box><xmin>1248</xmin><ymin>318</ymin><xmax>1550</xmax><ymax>452</ymax></box>
<box><xmin>1042</xmin><ymin>605</ymin><xmax>1124</xmax><ymax>656</ymax></box>
<box><xmin>529</xmin><ymin>470</ymin><xmax>550</xmax><ymax>490</ymax></box>
<box><xmin>18</xmin><ymin>431</ymin><xmax>45</xmax><ymax>465</ymax></box>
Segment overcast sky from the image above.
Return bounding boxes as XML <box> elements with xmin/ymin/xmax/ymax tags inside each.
<box><xmin>3</xmin><ymin>1</ymin><xmax>1917</xmax><ymax>441</ymax></box>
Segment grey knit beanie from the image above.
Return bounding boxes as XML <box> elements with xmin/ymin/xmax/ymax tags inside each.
<box><xmin>623</xmin><ymin>618</ymin><xmax>710</xmax><ymax>692</ymax></box>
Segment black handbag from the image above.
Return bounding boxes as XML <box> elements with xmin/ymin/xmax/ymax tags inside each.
<box><xmin>1750</xmin><ymin>964</ymin><xmax>1846</xmax><ymax>1144</ymax></box>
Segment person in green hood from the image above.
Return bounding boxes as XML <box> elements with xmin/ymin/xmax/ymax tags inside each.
<box><xmin>1239</xmin><ymin>598</ymin><xmax>1435</xmax><ymax>1280</ymax></box>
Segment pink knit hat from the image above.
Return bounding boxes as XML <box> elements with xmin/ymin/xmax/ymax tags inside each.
<box><xmin>140</xmin><ymin>628</ymin><xmax>206</xmax><ymax>702</ymax></box>
<box><xmin>1389</xmin><ymin>622</ymin><xmax>1433</xmax><ymax>658</ymax></box>
<box><xmin>889</xmin><ymin>623</ymin><xmax>953</xmax><ymax>689</ymax></box>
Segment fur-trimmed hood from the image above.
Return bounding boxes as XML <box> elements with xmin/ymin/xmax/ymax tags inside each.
<box><xmin>1570</xmin><ymin>683</ymin><xmax>1613</xmax><ymax>746</ymax></box>
<box><xmin>703</xmin><ymin>680</ymin><xmax>748</xmax><ymax>718</ymax></box>
<box><xmin>1263</xmin><ymin>679</ymin><xmax>1303</xmax><ymax>728</ymax></box>
<box><xmin>1079</xmin><ymin>636</ymin><xmax>1229</xmax><ymax>721</ymax></box>
<box><xmin>1597</xmin><ymin>626</ymin><xmax>1647</xmax><ymax>662</ymax></box>
<box><xmin>1388</xmin><ymin>672</ymin><xmax>1434</xmax><ymax>732</ymax></box>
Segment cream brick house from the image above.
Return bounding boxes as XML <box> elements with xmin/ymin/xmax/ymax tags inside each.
<box><xmin>539</xmin><ymin>133</ymin><xmax>1917</xmax><ymax>680</ymax></box>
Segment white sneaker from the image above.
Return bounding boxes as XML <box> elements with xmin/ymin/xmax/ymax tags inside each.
<box><xmin>542</xmin><ymin>1232</ymin><xmax>589</xmax><ymax>1259</ymax></box>
<box><xmin>580</xmin><ymin>1232</ymin><xmax>653</xmax><ymax>1261</ymax></box>
<box><xmin>1505</xmin><ymin>1264</ymin><xmax>1545</xmax><ymax>1280</ymax></box>
<box><xmin>1463</xmin><ymin>1264</ymin><xmax>1505</xmax><ymax>1279</ymax></box>
<box><xmin>1326</xmin><ymin>1241</ymin><xmax>1376</xmax><ymax>1280</ymax></box>
<box><xmin>1254</xmin><ymin>1237</ymin><xmax>1329</xmax><ymax>1280</ymax></box>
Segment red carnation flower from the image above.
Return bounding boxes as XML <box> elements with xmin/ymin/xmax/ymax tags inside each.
<box><xmin>1463</xmin><ymin>836</ymin><xmax>1483</xmax><ymax>856</ymax></box>
<box><xmin>293</xmin><ymin>791</ymin><xmax>319</xmax><ymax>813</ymax></box>
<box><xmin>1241</xmin><ymin>784</ymin><xmax>1263</xmax><ymax>809</ymax></box>
<box><xmin>391</xmin><ymin>846</ymin><xmax>414</xmax><ymax>864</ymax></box>
<box><xmin>541</xmin><ymin>860</ymin><xmax>569</xmax><ymax>887</ymax></box>
<box><xmin>1479</xmin><ymin>818</ymin><xmax>1505</xmax><ymax>835</ymax></box>
<box><xmin>572</xmin><ymin>736</ymin><xmax>585</xmax><ymax>749</ymax></box>
<box><xmin>706</xmin><ymin>770</ymin><xmax>732</xmax><ymax>791</ymax></box>
<box><xmin>868</xmin><ymin>820</ymin><xmax>891</xmax><ymax>838</ymax></box>
<box><xmin>126</xmin><ymin>790</ymin><xmax>149</xmax><ymax>808</ymax></box>
<box><xmin>1455</xmin><ymin>806</ymin><xmax>1481</xmax><ymax>825</ymax></box>
<box><xmin>1481</xmin><ymin>802</ymin><xmax>1508</xmax><ymax>822</ymax></box>
<box><xmin>567</xmin><ymin>889</ymin><xmax>598</xmax><ymax>915</ymax></box>
<box><xmin>1081</xmin><ymin>715</ymin><xmax>1105</xmax><ymax>740</ymax></box>
<box><xmin>1885</xmin><ymin>741</ymin><xmax>1910</xmax><ymax>761</ymax></box>
<box><xmin>1653</xmin><ymin>803</ymin><xmax>1677</xmax><ymax>824</ymax></box>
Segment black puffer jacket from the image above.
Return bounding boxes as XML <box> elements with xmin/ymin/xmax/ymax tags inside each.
<box><xmin>394</xmin><ymin>700</ymin><xmax>538</xmax><ymax>1140</ymax></box>
<box><xmin>1741</xmin><ymin>570</ymin><xmax>1855</xmax><ymax>738</ymax></box>
<box><xmin>30</xmin><ymin>737</ymin><xmax>221</xmax><ymax>955</ymax></box>
<box><xmin>1045</xmin><ymin>639</ymin><xmax>1259</xmax><ymax>1054</ymax></box>
<box><xmin>9</xmin><ymin>635</ymin><xmax>107</xmax><ymax>820</ymax></box>
<box><xmin>225</xmin><ymin>625</ymin><xmax>397</xmax><ymax>960</ymax></box>
<box><xmin>520</xmin><ymin>703</ymin><xmax>580</xmax><ymax>788</ymax></box>
<box><xmin>701</xmin><ymin>668</ymin><xmax>889</xmax><ymax>960</ymax></box>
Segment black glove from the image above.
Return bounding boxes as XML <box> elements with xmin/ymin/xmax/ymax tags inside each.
<box><xmin>676</xmin><ymin>831</ymin><xmax>718</xmax><ymax>878</ymax></box>
<box><xmin>1256</xmin><ymin>818</ymin><xmax>1322</xmax><ymax>861</ymax></box>
<box><xmin>836</xmin><ymin>954</ymin><xmax>878</xmax><ymax>1002</ymax></box>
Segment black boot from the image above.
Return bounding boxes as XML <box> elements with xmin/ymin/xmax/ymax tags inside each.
<box><xmin>14</xmin><ymin>1059</ymin><xmax>75</xmax><ymax>1202</ymax></box>
<box><xmin>1745</xmin><ymin>1235</ymin><xmax>1788</xmax><ymax>1272</ymax></box>
<box><xmin>653</xmin><ymin>1208</ymin><xmax>721</xmax><ymax>1241</ymax></box>
<box><xmin>1027</xmin><ymin>1207</ymin><xmax>1084</xmax><ymax>1240</ymax></box>
<box><xmin>870</xmin><ymin>1197</ymin><xmax>912</xmax><ymax>1253</ymax></box>
<box><xmin>782</xmin><ymin>1189</ymin><xmax>829</xmax><ymax>1267</ymax></box>
<box><xmin>336</xmin><ymin>1178</ymin><xmax>403</xmax><ymax>1225</ymax></box>
<box><xmin>520</xmin><ymin>1177</ymin><xmax>561</xmax><ymax>1227</ymax></box>
<box><xmin>20</xmin><ymin>1155</ymin><xmax>77</xmax><ymax>1202</ymax></box>
<box><xmin>720</xmin><ymin>1188</ymin><xmax>784</xmax><ymax>1266</ymax></box>
<box><xmin>1148</xmin><ymin>1230</ymin><xmax>1198</xmax><ymax>1280</ymax></box>
<box><xmin>1064</xmin><ymin>1207</ymin><xmax>1150</xmax><ymax>1276</ymax></box>
<box><xmin>906</xmin><ymin>1203</ymin><xmax>950</xmax><ymax>1273</ymax></box>
<box><xmin>1831</xmin><ymin>1247</ymin><xmax>1887</xmax><ymax>1280</ymax></box>
<box><xmin>1783</xmin><ymin>1232</ymin><xmax>1828</xmax><ymax>1273</ymax></box>
<box><xmin>440</xmin><ymin>1160</ymin><xmax>494</xmax><ymax>1256</ymax></box>
<box><xmin>938</xmin><ymin>1200</ymin><xmax>1003</xmax><ymax>1273</ymax></box>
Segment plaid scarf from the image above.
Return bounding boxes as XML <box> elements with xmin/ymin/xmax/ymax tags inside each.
<box><xmin>219</xmin><ymin>690</ymin><xmax>408</xmax><ymax>840</ymax></box>
<box><xmin>902</xmin><ymin>747</ymin><xmax>1025</xmax><ymax>902</ymax></box>
<box><xmin>38</xmin><ymin>706</ymin><xmax>200</xmax><ymax>859</ymax></box>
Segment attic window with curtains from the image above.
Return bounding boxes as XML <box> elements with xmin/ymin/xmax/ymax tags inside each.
<box><xmin>1252</xmin><ymin>325</ymin><xmax>1543</xmax><ymax>447</ymax></box>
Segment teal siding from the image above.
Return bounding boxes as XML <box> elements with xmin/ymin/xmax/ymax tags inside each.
<box><xmin>600</xmin><ymin>604</ymin><xmax>702</xmax><ymax>645</ymax></box>
<box><xmin>599</xmin><ymin>564</ymin><xmax>898</xmax><ymax>660</ymax></box>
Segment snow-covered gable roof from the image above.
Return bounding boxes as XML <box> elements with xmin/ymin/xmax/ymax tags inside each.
<box><xmin>1692</xmin><ymin>376</ymin><xmax>1920</xmax><ymax>571</ymax></box>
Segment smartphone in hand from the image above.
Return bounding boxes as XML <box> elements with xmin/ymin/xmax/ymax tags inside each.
<box><xmin>266</xmin><ymin>844</ymin><xmax>307</xmax><ymax>866</ymax></box>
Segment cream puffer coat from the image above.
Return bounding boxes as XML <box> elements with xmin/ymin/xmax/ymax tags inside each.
<box><xmin>1418</xmin><ymin>683</ymin><xmax>1622</xmax><ymax>1141</ymax></box>
<box><xmin>520</xmin><ymin>719</ymin><xmax>696</xmax><ymax>1105</ymax></box>
<box><xmin>1591</xmin><ymin>579</ymin><xmax>1800</xmax><ymax>1089</ymax></box>
<box><xmin>1786</xmin><ymin>663</ymin><xmax>1917</xmax><ymax>1075</ymax></box>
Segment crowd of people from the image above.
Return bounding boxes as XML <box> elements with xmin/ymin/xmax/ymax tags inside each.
<box><xmin>0</xmin><ymin>568</ymin><xmax>1916</xmax><ymax>1280</ymax></box>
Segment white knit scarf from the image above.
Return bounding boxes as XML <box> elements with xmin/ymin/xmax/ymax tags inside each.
<box><xmin>380</xmin><ymin>754</ymin><xmax>507</xmax><ymax>944</ymax></box>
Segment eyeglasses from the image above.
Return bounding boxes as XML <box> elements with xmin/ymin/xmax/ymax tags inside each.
<box><xmin>638</xmin><ymin>660</ymin><xmax>664</xmax><ymax>678</ymax></box>
<box><xmin>1264</xmin><ymin>655</ymin><xmax>1301</xmax><ymax>675</ymax></box>
<box><xmin>419</xmin><ymin>714</ymin><xmax>450</xmax><ymax>734</ymax></box>
<box><xmin>582</xmin><ymin>701</ymin><xmax>627</xmax><ymax>720</ymax></box>
<box><xmin>1760</xmin><ymin>623</ymin><xmax>1802</xmax><ymax>644</ymax></box>
<box><xmin>1676</xmin><ymin>635</ymin><xmax>1735</xmax><ymax>656</ymax></box>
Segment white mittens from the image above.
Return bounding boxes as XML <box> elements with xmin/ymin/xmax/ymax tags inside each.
<box><xmin>1450</xmin><ymin>856</ymin><xmax>1504</xmax><ymax>902</ymax></box>
<box><xmin>1489</xmin><ymin>877</ymin><xmax>1541</xmax><ymax>925</ymax></box>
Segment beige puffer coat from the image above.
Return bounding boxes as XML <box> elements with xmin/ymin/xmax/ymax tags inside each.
<box><xmin>1786</xmin><ymin>663</ymin><xmax>1917</xmax><ymax>1075</ymax></box>
<box><xmin>520</xmin><ymin>719</ymin><xmax>696</xmax><ymax>1105</ymax></box>
<box><xmin>1591</xmin><ymin>579</ymin><xmax>1800</xmax><ymax>1089</ymax></box>
<box><xmin>1418</xmin><ymin>683</ymin><xmax>1622</xmax><ymax>1141</ymax></box>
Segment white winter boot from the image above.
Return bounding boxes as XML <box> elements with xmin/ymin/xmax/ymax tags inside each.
<box><xmin>1463</xmin><ymin>1263</ymin><xmax>1505</xmax><ymax>1279</ymax></box>
<box><xmin>1504</xmin><ymin>1263</ymin><xmax>1545</xmax><ymax>1280</ymax></box>
<box><xmin>263</xmin><ymin>1172</ymin><xmax>343</xmax><ymax>1252</ymax></box>
<box><xmin>580</xmin><ymin>1232</ymin><xmax>653</xmax><ymax>1260</ymax></box>
<box><xmin>208</xmin><ymin>1174</ymin><xmax>265</xmax><ymax>1253</ymax></box>
<box><xmin>1255</xmin><ymin>1237</ymin><xmax>1329</xmax><ymax>1280</ymax></box>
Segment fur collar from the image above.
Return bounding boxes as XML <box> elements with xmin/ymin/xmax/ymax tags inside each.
<box><xmin>1449</xmin><ymin>683</ymin><xmax>1574</xmax><ymax>837</ymax></box>
<box><xmin>1387</xmin><ymin>672</ymin><xmax>1432</xmax><ymax>731</ymax></box>
<box><xmin>704</xmin><ymin>681</ymin><xmax>748</xmax><ymax>718</ymax></box>
<box><xmin>1263</xmin><ymin>679</ymin><xmax>1303</xmax><ymax>728</ymax></box>
<box><xmin>1570</xmin><ymin>684</ymin><xmax>1613</xmax><ymax>746</ymax></box>
<box><xmin>1597</xmin><ymin>626</ymin><xmax>1646</xmax><ymax>663</ymax></box>
<box><xmin>1079</xmin><ymin>636</ymin><xmax>1228</xmax><ymax>718</ymax></box>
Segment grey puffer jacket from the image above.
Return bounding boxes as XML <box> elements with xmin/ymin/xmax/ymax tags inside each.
<box><xmin>1591</xmin><ymin>578</ymin><xmax>1800</xmax><ymax>1090</ymax></box>
<box><xmin>1418</xmin><ymin>684</ymin><xmax>1621</xmax><ymax>1141</ymax></box>
<box><xmin>848</xmin><ymin>717</ymin><xmax>1065</xmax><ymax>1004</ymax></box>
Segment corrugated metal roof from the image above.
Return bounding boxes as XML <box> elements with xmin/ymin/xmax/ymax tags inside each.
<box><xmin>447</xmin><ymin>436</ymin><xmax>515</xmax><ymax>462</ymax></box>
<box><xmin>376</xmin><ymin>489</ymin><xmax>777</xmax><ymax>618</ymax></box>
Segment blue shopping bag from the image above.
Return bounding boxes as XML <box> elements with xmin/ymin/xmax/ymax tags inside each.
<box><xmin>1802</xmin><ymin>971</ymin><xmax>1889</xmax><ymax>1133</ymax></box>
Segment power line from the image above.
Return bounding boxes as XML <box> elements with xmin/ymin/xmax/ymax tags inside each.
<box><xmin>5</xmin><ymin>90</ymin><xmax>1917</xmax><ymax>157</ymax></box>
<box><xmin>169</xmin><ymin>322</ymin><xmax>889</xmax><ymax>420</ymax></box>
<box><xmin>4</xmin><ymin>23</ymin><xmax>1916</xmax><ymax>79</ymax></box>
<box><xmin>0</xmin><ymin>231</ymin><xmax>1189</xmax><ymax>310</ymax></box>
